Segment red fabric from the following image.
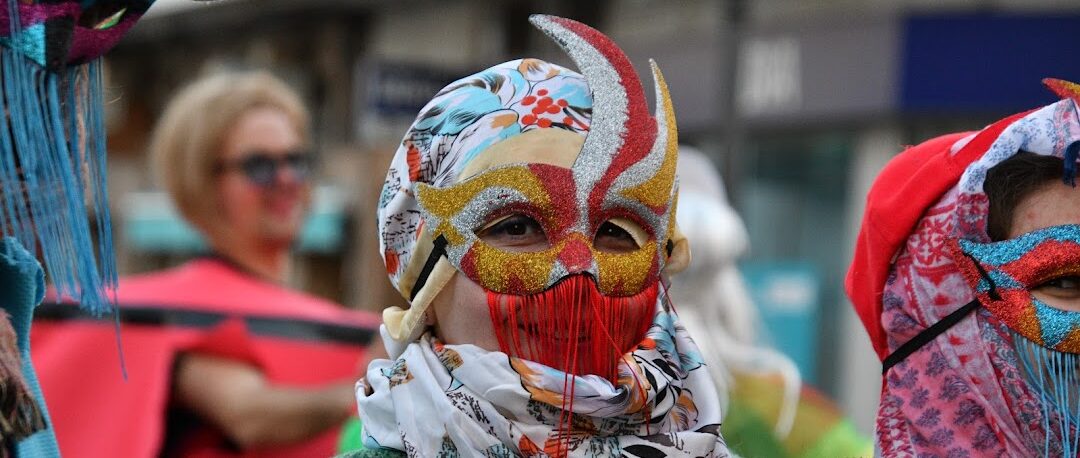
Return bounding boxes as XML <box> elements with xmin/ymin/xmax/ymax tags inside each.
<box><xmin>845</xmin><ymin>110</ymin><xmax>1033</xmax><ymax>360</ymax></box>
<box><xmin>31</xmin><ymin>258</ymin><xmax>380</xmax><ymax>458</ymax></box>
<box><xmin>186</xmin><ymin>317</ymin><xmax>258</xmax><ymax>364</ymax></box>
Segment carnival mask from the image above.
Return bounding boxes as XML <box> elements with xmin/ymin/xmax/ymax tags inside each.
<box><xmin>404</xmin><ymin>16</ymin><xmax>682</xmax><ymax>381</ymax></box>
<box><xmin>952</xmin><ymin>225</ymin><xmax>1080</xmax><ymax>353</ymax></box>
<box><xmin>415</xmin><ymin>16</ymin><xmax>679</xmax><ymax>299</ymax></box>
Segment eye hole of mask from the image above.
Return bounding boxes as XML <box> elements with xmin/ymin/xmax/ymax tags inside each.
<box><xmin>594</xmin><ymin>218</ymin><xmax>645</xmax><ymax>253</ymax></box>
<box><xmin>78</xmin><ymin>5</ymin><xmax>127</xmax><ymax>30</ymax></box>
<box><xmin>477</xmin><ymin>213</ymin><xmax>550</xmax><ymax>252</ymax></box>
<box><xmin>1033</xmin><ymin>275</ymin><xmax>1080</xmax><ymax>307</ymax></box>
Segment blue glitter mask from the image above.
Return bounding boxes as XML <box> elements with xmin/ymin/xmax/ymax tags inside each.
<box><xmin>952</xmin><ymin>224</ymin><xmax>1080</xmax><ymax>353</ymax></box>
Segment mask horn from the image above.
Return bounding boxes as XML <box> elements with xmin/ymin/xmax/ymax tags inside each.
<box><xmin>528</xmin><ymin>14</ymin><xmax>657</xmax><ymax>211</ymax></box>
<box><xmin>618</xmin><ymin>60</ymin><xmax>678</xmax><ymax>212</ymax></box>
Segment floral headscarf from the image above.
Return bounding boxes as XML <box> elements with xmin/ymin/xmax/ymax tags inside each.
<box><xmin>375</xmin><ymin>15</ymin><xmax>691</xmax><ymax>350</ymax></box>
<box><xmin>375</xmin><ymin>57</ymin><xmax>593</xmax><ymax>345</ymax></box>
<box><xmin>848</xmin><ymin>81</ymin><xmax>1080</xmax><ymax>456</ymax></box>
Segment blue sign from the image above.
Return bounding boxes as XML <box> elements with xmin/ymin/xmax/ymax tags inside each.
<box><xmin>367</xmin><ymin>62</ymin><xmax>463</xmax><ymax>118</ymax></box>
<box><xmin>901</xmin><ymin>13</ymin><xmax>1080</xmax><ymax>113</ymax></box>
<box><xmin>741</xmin><ymin>261</ymin><xmax>822</xmax><ymax>384</ymax></box>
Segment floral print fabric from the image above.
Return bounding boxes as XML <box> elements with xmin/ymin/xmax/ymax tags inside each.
<box><xmin>877</xmin><ymin>99</ymin><xmax>1080</xmax><ymax>456</ymax></box>
<box><xmin>377</xmin><ymin>59</ymin><xmax>591</xmax><ymax>295</ymax></box>
<box><xmin>357</xmin><ymin>291</ymin><xmax>729</xmax><ymax>457</ymax></box>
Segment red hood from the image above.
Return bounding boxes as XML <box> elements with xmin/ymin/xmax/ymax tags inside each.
<box><xmin>845</xmin><ymin>110</ymin><xmax>1031</xmax><ymax>360</ymax></box>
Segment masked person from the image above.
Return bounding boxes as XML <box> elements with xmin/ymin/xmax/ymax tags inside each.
<box><xmin>673</xmin><ymin>147</ymin><xmax>872</xmax><ymax>458</ymax></box>
<box><xmin>0</xmin><ymin>1</ymin><xmax>160</xmax><ymax>456</ymax></box>
<box><xmin>347</xmin><ymin>15</ymin><xmax>730</xmax><ymax>457</ymax></box>
<box><xmin>848</xmin><ymin>78</ymin><xmax>1080</xmax><ymax>456</ymax></box>
<box><xmin>30</xmin><ymin>72</ymin><xmax>381</xmax><ymax>457</ymax></box>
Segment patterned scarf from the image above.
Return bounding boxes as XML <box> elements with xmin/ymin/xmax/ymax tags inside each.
<box><xmin>358</xmin><ymin>288</ymin><xmax>729</xmax><ymax>457</ymax></box>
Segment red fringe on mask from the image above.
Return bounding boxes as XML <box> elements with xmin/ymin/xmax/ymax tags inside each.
<box><xmin>487</xmin><ymin>275</ymin><xmax>657</xmax><ymax>455</ymax></box>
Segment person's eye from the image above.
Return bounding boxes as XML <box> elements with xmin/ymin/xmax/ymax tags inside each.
<box><xmin>1035</xmin><ymin>276</ymin><xmax>1080</xmax><ymax>298</ymax></box>
<box><xmin>594</xmin><ymin>220</ymin><xmax>640</xmax><ymax>253</ymax></box>
<box><xmin>477</xmin><ymin>214</ymin><xmax>549</xmax><ymax>251</ymax></box>
<box><xmin>1032</xmin><ymin>274</ymin><xmax>1080</xmax><ymax>313</ymax></box>
<box><xmin>285</xmin><ymin>153</ymin><xmax>315</xmax><ymax>177</ymax></box>
<box><xmin>241</xmin><ymin>156</ymin><xmax>278</xmax><ymax>185</ymax></box>
<box><xmin>1044</xmin><ymin>277</ymin><xmax>1080</xmax><ymax>289</ymax></box>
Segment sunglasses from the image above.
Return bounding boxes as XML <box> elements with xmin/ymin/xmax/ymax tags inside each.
<box><xmin>216</xmin><ymin>151</ymin><xmax>315</xmax><ymax>187</ymax></box>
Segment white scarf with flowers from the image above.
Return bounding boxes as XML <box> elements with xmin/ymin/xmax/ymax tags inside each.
<box><xmin>356</xmin><ymin>299</ymin><xmax>729</xmax><ymax>457</ymax></box>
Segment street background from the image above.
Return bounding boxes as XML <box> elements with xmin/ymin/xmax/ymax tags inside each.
<box><xmin>102</xmin><ymin>0</ymin><xmax>1080</xmax><ymax>434</ymax></box>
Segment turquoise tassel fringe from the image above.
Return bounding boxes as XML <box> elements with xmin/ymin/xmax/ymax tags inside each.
<box><xmin>0</xmin><ymin>0</ymin><xmax>116</xmax><ymax>315</ymax></box>
<box><xmin>1015</xmin><ymin>333</ymin><xmax>1080</xmax><ymax>457</ymax></box>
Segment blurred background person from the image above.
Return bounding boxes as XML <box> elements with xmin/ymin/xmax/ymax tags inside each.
<box><xmin>31</xmin><ymin>72</ymin><xmax>381</xmax><ymax>457</ymax></box>
<box><xmin>672</xmin><ymin>146</ymin><xmax>872</xmax><ymax>458</ymax></box>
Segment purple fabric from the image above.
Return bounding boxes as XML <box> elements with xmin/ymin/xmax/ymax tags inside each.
<box><xmin>0</xmin><ymin>3</ymin><xmax>81</xmax><ymax>32</ymax></box>
<box><xmin>0</xmin><ymin>1</ymin><xmax>148</xmax><ymax>68</ymax></box>
<box><xmin>68</xmin><ymin>14</ymin><xmax>143</xmax><ymax>64</ymax></box>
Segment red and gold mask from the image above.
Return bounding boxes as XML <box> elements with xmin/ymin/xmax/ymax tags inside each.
<box><xmin>416</xmin><ymin>16</ymin><xmax>681</xmax><ymax>299</ymax></box>
<box><xmin>377</xmin><ymin>17</ymin><xmax>690</xmax><ymax>371</ymax></box>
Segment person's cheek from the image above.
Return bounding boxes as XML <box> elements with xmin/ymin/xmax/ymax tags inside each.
<box><xmin>298</xmin><ymin>184</ymin><xmax>314</xmax><ymax>219</ymax></box>
<box><xmin>224</xmin><ymin>179</ymin><xmax>262</xmax><ymax>228</ymax></box>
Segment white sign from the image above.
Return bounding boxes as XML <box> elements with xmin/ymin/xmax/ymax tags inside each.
<box><xmin>737</xmin><ymin>37</ymin><xmax>802</xmax><ymax>116</ymax></box>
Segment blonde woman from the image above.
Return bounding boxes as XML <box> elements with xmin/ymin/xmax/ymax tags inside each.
<box><xmin>32</xmin><ymin>72</ymin><xmax>380</xmax><ymax>458</ymax></box>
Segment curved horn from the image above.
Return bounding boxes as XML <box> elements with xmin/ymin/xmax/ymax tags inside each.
<box><xmin>619</xmin><ymin>60</ymin><xmax>678</xmax><ymax>212</ymax></box>
<box><xmin>528</xmin><ymin>15</ymin><xmax>657</xmax><ymax>214</ymax></box>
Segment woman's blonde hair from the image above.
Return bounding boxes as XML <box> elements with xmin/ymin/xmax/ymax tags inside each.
<box><xmin>149</xmin><ymin>71</ymin><xmax>310</xmax><ymax>232</ymax></box>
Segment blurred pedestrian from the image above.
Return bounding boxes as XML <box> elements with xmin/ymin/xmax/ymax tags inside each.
<box><xmin>673</xmin><ymin>146</ymin><xmax>872</xmax><ymax>458</ymax></box>
<box><xmin>848</xmin><ymin>78</ymin><xmax>1080</xmax><ymax>456</ymax></box>
<box><xmin>32</xmin><ymin>71</ymin><xmax>380</xmax><ymax>457</ymax></box>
